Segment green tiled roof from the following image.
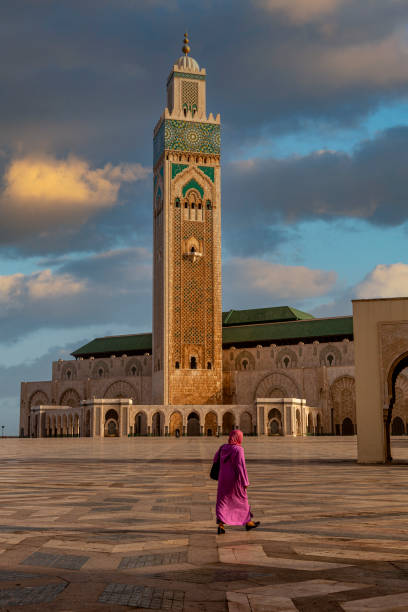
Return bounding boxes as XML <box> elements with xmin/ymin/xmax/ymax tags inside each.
<box><xmin>72</xmin><ymin>313</ymin><xmax>353</xmax><ymax>358</ymax></box>
<box><xmin>222</xmin><ymin>306</ymin><xmax>313</xmax><ymax>326</ymax></box>
<box><xmin>222</xmin><ymin>316</ymin><xmax>353</xmax><ymax>347</ymax></box>
<box><xmin>72</xmin><ymin>333</ymin><xmax>152</xmax><ymax>358</ymax></box>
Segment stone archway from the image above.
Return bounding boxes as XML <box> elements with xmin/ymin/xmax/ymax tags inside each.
<box><xmin>29</xmin><ymin>390</ymin><xmax>49</xmax><ymax>408</ymax></box>
<box><xmin>169</xmin><ymin>411</ymin><xmax>183</xmax><ymax>437</ymax></box>
<box><xmin>330</xmin><ymin>376</ymin><xmax>356</xmax><ymax>436</ymax></box>
<box><xmin>268</xmin><ymin>408</ymin><xmax>282</xmax><ymax>435</ymax></box>
<box><xmin>60</xmin><ymin>388</ymin><xmax>81</xmax><ymax>408</ymax></box>
<box><xmin>255</xmin><ymin>372</ymin><xmax>301</xmax><ymax>400</ymax></box>
<box><xmin>222</xmin><ymin>411</ymin><xmax>234</xmax><ymax>435</ymax></box>
<box><xmin>104</xmin><ymin>409</ymin><xmax>119</xmax><ymax>437</ymax></box>
<box><xmin>104</xmin><ymin>380</ymin><xmax>138</xmax><ymax>403</ymax></box>
<box><xmin>392</xmin><ymin>416</ymin><xmax>405</xmax><ymax>435</ymax></box>
<box><xmin>187</xmin><ymin>412</ymin><xmax>200</xmax><ymax>436</ymax></box>
<box><xmin>152</xmin><ymin>411</ymin><xmax>164</xmax><ymax>436</ymax></box>
<box><xmin>342</xmin><ymin>417</ymin><xmax>354</xmax><ymax>435</ymax></box>
<box><xmin>205</xmin><ymin>411</ymin><xmax>217</xmax><ymax>436</ymax></box>
<box><xmin>134</xmin><ymin>411</ymin><xmax>147</xmax><ymax>435</ymax></box>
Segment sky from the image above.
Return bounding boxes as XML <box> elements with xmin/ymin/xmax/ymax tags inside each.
<box><xmin>2</xmin><ymin>0</ymin><xmax>408</xmax><ymax>434</ymax></box>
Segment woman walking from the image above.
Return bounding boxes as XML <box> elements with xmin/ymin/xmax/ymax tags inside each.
<box><xmin>213</xmin><ymin>429</ymin><xmax>260</xmax><ymax>534</ymax></box>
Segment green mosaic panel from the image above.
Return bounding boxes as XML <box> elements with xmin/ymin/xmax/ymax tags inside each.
<box><xmin>182</xmin><ymin>179</ymin><xmax>204</xmax><ymax>198</ymax></box>
<box><xmin>154</xmin><ymin>120</ymin><xmax>220</xmax><ymax>165</ymax></box>
<box><xmin>198</xmin><ymin>166</ymin><xmax>214</xmax><ymax>182</ymax></box>
<box><xmin>172</xmin><ymin>163</ymin><xmax>188</xmax><ymax>179</ymax></box>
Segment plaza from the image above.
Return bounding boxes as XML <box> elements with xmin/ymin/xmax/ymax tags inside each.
<box><xmin>2</xmin><ymin>438</ymin><xmax>408</xmax><ymax>610</ymax></box>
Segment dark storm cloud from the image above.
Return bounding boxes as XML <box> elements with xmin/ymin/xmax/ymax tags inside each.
<box><xmin>0</xmin><ymin>0</ymin><xmax>408</xmax><ymax>161</ymax></box>
<box><xmin>222</xmin><ymin>126</ymin><xmax>408</xmax><ymax>255</ymax></box>
<box><xmin>0</xmin><ymin>0</ymin><xmax>407</xmax><ymax>258</ymax></box>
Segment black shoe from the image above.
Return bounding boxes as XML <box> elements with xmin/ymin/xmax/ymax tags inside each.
<box><xmin>217</xmin><ymin>525</ymin><xmax>226</xmax><ymax>534</ymax></box>
<box><xmin>245</xmin><ymin>521</ymin><xmax>260</xmax><ymax>531</ymax></box>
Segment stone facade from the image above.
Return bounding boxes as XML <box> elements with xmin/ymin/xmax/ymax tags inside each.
<box><xmin>152</xmin><ymin>48</ymin><xmax>222</xmax><ymax>406</ymax></box>
<box><xmin>19</xmin><ymin>45</ymin><xmax>408</xmax><ymax>441</ymax></box>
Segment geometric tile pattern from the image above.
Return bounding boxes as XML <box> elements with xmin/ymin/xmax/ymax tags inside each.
<box><xmin>119</xmin><ymin>550</ymin><xmax>188</xmax><ymax>569</ymax></box>
<box><xmin>154</xmin><ymin>119</ymin><xmax>220</xmax><ymax>165</ymax></box>
<box><xmin>98</xmin><ymin>584</ymin><xmax>184</xmax><ymax>609</ymax></box>
<box><xmin>21</xmin><ymin>551</ymin><xmax>89</xmax><ymax>570</ymax></box>
<box><xmin>1</xmin><ymin>438</ymin><xmax>408</xmax><ymax>610</ymax></box>
<box><xmin>0</xmin><ymin>583</ymin><xmax>67</xmax><ymax>606</ymax></box>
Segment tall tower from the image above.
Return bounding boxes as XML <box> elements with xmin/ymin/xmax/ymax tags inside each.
<box><xmin>152</xmin><ymin>34</ymin><xmax>222</xmax><ymax>405</ymax></box>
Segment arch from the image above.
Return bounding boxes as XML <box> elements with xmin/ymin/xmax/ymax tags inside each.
<box><xmin>104</xmin><ymin>380</ymin><xmax>138</xmax><ymax>403</ymax></box>
<box><xmin>28</xmin><ymin>390</ymin><xmax>49</xmax><ymax>408</ymax></box>
<box><xmin>187</xmin><ymin>411</ymin><xmax>200</xmax><ymax>436</ymax></box>
<box><xmin>60</xmin><ymin>388</ymin><xmax>81</xmax><ymax>408</ymax></box>
<box><xmin>307</xmin><ymin>412</ymin><xmax>313</xmax><ymax>434</ymax></box>
<box><xmin>316</xmin><ymin>412</ymin><xmax>322</xmax><ymax>435</ymax></box>
<box><xmin>296</xmin><ymin>409</ymin><xmax>302</xmax><ymax>436</ymax></box>
<box><xmin>319</xmin><ymin>344</ymin><xmax>342</xmax><ymax>367</ymax></box>
<box><xmin>342</xmin><ymin>417</ymin><xmax>354</xmax><ymax>435</ymax></box>
<box><xmin>235</xmin><ymin>350</ymin><xmax>255</xmax><ymax>371</ymax></box>
<box><xmin>222</xmin><ymin>411</ymin><xmax>234</xmax><ymax>435</ymax></box>
<box><xmin>385</xmin><ymin>352</ymin><xmax>408</xmax><ymax>461</ymax></box>
<box><xmin>92</xmin><ymin>360</ymin><xmax>109</xmax><ymax>378</ymax></box>
<box><xmin>62</xmin><ymin>414</ymin><xmax>68</xmax><ymax>437</ymax></box>
<box><xmin>182</xmin><ymin>178</ymin><xmax>204</xmax><ymax>198</ymax></box>
<box><xmin>125</xmin><ymin>358</ymin><xmax>142</xmax><ymax>377</ymax></box>
<box><xmin>276</xmin><ymin>348</ymin><xmax>298</xmax><ymax>369</ymax></box>
<box><xmin>330</xmin><ymin>376</ymin><xmax>356</xmax><ymax>434</ymax></box>
<box><xmin>85</xmin><ymin>410</ymin><xmax>91</xmax><ymax>437</ymax></box>
<box><xmin>152</xmin><ymin>411</ymin><xmax>164</xmax><ymax>436</ymax></box>
<box><xmin>61</xmin><ymin>363</ymin><xmax>77</xmax><ymax>381</ymax></box>
<box><xmin>255</xmin><ymin>372</ymin><xmax>301</xmax><ymax>400</ymax></box>
<box><xmin>134</xmin><ymin>411</ymin><xmax>147</xmax><ymax>436</ymax></box>
<box><xmin>392</xmin><ymin>416</ymin><xmax>405</xmax><ymax>436</ymax></box>
<box><xmin>240</xmin><ymin>411</ymin><xmax>252</xmax><ymax>434</ymax></box>
<box><xmin>104</xmin><ymin>408</ymin><xmax>119</xmax><ymax>437</ymax></box>
<box><xmin>205</xmin><ymin>411</ymin><xmax>217</xmax><ymax>436</ymax></box>
<box><xmin>169</xmin><ymin>411</ymin><xmax>183</xmax><ymax>436</ymax></box>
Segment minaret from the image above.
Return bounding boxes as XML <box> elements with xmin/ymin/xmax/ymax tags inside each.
<box><xmin>152</xmin><ymin>34</ymin><xmax>222</xmax><ymax>406</ymax></box>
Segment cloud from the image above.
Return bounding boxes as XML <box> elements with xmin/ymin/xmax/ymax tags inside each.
<box><xmin>0</xmin><ymin>247</ymin><xmax>152</xmax><ymax>343</ymax></box>
<box><xmin>256</xmin><ymin>0</ymin><xmax>349</xmax><ymax>23</ymax></box>
<box><xmin>222</xmin><ymin>126</ymin><xmax>408</xmax><ymax>252</ymax></box>
<box><xmin>355</xmin><ymin>263</ymin><xmax>408</xmax><ymax>299</ymax></box>
<box><xmin>223</xmin><ymin>257</ymin><xmax>336</xmax><ymax>309</ymax></box>
<box><xmin>0</xmin><ymin>269</ymin><xmax>86</xmax><ymax>307</ymax></box>
<box><xmin>0</xmin><ymin>154</ymin><xmax>149</xmax><ymax>247</ymax></box>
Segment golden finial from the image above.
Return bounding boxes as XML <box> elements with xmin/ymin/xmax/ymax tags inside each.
<box><xmin>182</xmin><ymin>32</ymin><xmax>190</xmax><ymax>56</ymax></box>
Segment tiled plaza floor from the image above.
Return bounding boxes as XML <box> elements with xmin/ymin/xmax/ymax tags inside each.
<box><xmin>2</xmin><ymin>437</ymin><xmax>408</xmax><ymax>610</ymax></box>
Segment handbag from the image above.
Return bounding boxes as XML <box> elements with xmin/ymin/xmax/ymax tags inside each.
<box><xmin>210</xmin><ymin>457</ymin><xmax>220</xmax><ymax>480</ymax></box>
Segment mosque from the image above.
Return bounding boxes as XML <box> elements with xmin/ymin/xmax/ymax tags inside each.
<box><xmin>19</xmin><ymin>36</ymin><xmax>408</xmax><ymax>440</ymax></box>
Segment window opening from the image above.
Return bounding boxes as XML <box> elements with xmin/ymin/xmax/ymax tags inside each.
<box><xmin>283</xmin><ymin>357</ymin><xmax>290</xmax><ymax>368</ymax></box>
<box><xmin>175</xmin><ymin>361</ymin><xmax>180</xmax><ymax>369</ymax></box>
<box><xmin>242</xmin><ymin>360</ymin><xmax>248</xmax><ymax>370</ymax></box>
<box><xmin>131</xmin><ymin>366</ymin><xmax>137</xmax><ymax>376</ymax></box>
<box><xmin>98</xmin><ymin>368</ymin><xmax>104</xmax><ymax>377</ymax></box>
<box><xmin>207</xmin><ymin>362</ymin><xmax>212</xmax><ymax>369</ymax></box>
<box><xmin>327</xmin><ymin>354</ymin><xmax>334</xmax><ymax>366</ymax></box>
<box><xmin>190</xmin><ymin>356</ymin><xmax>197</xmax><ymax>369</ymax></box>
<box><xmin>190</xmin><ymin>246</ymin><xmax>195</xmax><ymax>253</ymax></box>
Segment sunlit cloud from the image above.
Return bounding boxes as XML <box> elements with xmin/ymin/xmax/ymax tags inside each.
<box><xmin>0</xmin><ymin>154</ymin><xmax>150</xmax><ymax>243</ymax></box>
<box><xmin>355</xmin><ymin>263</ymin><xmax>408</xmax><ymax>299</ymax></box>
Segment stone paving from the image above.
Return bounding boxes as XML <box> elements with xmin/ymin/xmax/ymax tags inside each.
<box><xmin>2</xmin><ymin>437</ymin><xmax>408</xmax><ymax>609</ymax></box>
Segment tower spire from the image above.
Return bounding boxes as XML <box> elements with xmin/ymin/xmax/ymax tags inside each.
<box><xmin>182</xmin><ymin>32</ymin><xmax>190</xmax><ymax>56</ymax></box>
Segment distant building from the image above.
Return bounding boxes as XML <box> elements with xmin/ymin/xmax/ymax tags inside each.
<box><xmin>19</xmin><ymin>37</ymin><xmax>408</xmax><ymax>439</ymax></box>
